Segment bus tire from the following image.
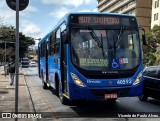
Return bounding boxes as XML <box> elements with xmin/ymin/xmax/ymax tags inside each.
<box><xmin>42</xmin><ymin>72</ymin><xmax>48</xmax><ymax>89</ymax></box>
<box><xmin>138</xmin><ymin>94</ymin><xmax>148</xmax><ymax>101</ymax></box>
<box><xmin>59</xmin><ymin>80</ymin><xmax>68</xmax><ymax>105</ymax></box>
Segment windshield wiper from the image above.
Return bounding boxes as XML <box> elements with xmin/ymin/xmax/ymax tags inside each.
<box><xmin>113</xmin><ymin>26</ymin><xmax>125</xmax><ymax>58</ymax></box>
<box><xmin>115</xmin><ymin>26</ymin><xmax>125</xmax><ymax>48</ymax></box>
<box><xmin>88</xmin><ymin>27</ymin><xmax>102</xmax><ymax>48</ymax></box>
<box><xmin>88</xmin><ymin>27</ymin><xmax>106</xmax><ymax>58</ymax></box>
<box><xmin>100</xmin><ymin>34</ymin><xmax>105</xmax><ymax>58</ymax></box>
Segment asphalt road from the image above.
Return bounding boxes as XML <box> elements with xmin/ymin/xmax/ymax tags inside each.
<box><xmin>22</xmin><ymin>67</ymin><xmax>160</xmax><ymax>121</ymax></box>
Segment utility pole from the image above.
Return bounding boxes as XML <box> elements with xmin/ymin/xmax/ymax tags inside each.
<box><xmin>5</xmin><ymin>42</ymin><xmax>6</xmax><ymax>76</ymax></box>
<box><xmin>15</xmin><ymin>1</ymin><xmax>19</xmax><ymax>119</ymax></box>
<box><xmin>5</xmin><ymin>1</ymin><xmax>29</xmax><ymax>121</ymax></box>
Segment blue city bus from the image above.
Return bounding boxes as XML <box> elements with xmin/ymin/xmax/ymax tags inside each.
<box><xmin>38</xmin><ymin>12</ymin><xmax>146</xmax><ymax>104</ymax></box>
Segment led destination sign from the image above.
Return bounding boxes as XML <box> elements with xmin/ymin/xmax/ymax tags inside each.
<box><xmin>70</xmin><ymin>15</ymin><xmax>137</xmax><ymax>26</ymax></box>
<box><xmin>78</xmin><ymin>16</ymin><xmax>119</xmax><ymax>25</ymax></box>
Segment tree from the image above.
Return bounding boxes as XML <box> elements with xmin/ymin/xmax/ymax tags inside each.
<box><xmin>0</xmin><ymin>26</ymin><xmax>35</xmax><ymax>62</ymax></box>
<box><xmin>0</xmin><ymin>26</ymin><xmax>16</xmax><ymax>62</ymax></box>
<box><xmin>143</xmin><ymin>25</ymin><xmax>160</xmax><ymax>66</ymax></box>
<box><xmin>19</xmin><ymin>34</ymin><xmax>35</xmax><ymax>58</ymax></box>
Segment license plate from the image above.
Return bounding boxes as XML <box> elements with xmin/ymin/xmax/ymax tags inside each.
<box><xmin>105</xmin><ymin>93</ymin><xmax>117</xmax><ymax>99</ymax></box>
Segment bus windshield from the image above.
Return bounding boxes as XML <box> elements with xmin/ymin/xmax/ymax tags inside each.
<box><xmin>71</xmin><ymin>28</ymin><xmax>140</xmax><ymax>71</ymax></box>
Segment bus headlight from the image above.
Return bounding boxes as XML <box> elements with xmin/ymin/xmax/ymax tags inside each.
<box><xmin>133</xmin><ymin>72</ymin><xmax>143</xmax><ymax>85</ymax></box>
<box><xmin>70</xmin><ymin>73</ymin><xmax>86</xmax><ymax>87</ymax></box>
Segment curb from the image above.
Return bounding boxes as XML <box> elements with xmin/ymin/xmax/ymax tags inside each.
<box><xmin>1</xmin><ymin>73</ymin><xmax>24</xmax><ymax>75</ymax></box>
<box><xmin>23</xmin><ymin>76</ymin><xmax>38</xmax><ymax>121</ymax></box>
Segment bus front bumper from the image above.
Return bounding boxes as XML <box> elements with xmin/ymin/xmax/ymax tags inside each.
<box><xmin>68</xmin><ymin>83</ymin><xmax>143</xmax><ymax>101</ymax></box>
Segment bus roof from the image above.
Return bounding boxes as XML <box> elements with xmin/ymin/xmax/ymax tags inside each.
<box><xmin>38</xmin><ymin>12</ymin><xmax>135</xmax><ymax>45</ymax></box>
<box><xmin>66</xmin><ymin>12</ymin><xmax>135</xmax><ymax>17</ymax></box>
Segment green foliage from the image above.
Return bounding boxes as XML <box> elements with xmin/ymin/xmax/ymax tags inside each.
<box><xmin>0</xmin><ymin>26</ymin><xmax>35</xmax><ymax>61</ymax></box>
<box><xmin>155</xmin><ymin>52</ymin><xmax>160</xmax><ymax>64</ymax></box>
<box><xmin>143</xmin><ymin>25</ymin><xmax>160</xmax><ymax>66</ymax></box>
<box><xmin>0</xmin><ymin>26</ymin><xmax>16</xmax><ymax>62</ymax></box>
<box><xmin>29</xmin><ymin>50</ymin><xmax>37</xmax><ymax>55</ymax></box>
<box><xmin>19</xmin><ymin>34</ymin><xmax>35</xmax><ymax>58</ymax></box>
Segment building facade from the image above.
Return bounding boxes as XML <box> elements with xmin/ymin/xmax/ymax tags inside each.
<box><xmin>97</xmin><ymin>0</ymin><xmax>152</xmax><ymax>31</ymax></box>
<box><xmin>151</xmin><ymin>0</ymin><xmax>160</xmax><ymax>28</ymax></box>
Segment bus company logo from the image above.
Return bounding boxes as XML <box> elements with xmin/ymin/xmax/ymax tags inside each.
<box><xmin>87</xmin><ymin>80</ymin><xmax>101</xmax><ymax>84</ymax></box>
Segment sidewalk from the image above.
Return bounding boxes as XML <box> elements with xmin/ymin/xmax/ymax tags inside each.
<box><xmin>0</xmin><ymin>66</ymin><xmax>34</xmax><ymax>120</ymax></box>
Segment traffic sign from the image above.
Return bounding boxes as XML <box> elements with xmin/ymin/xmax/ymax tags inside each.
<box><xmin>6</xmin><ymin>0</ymin><xmax>29</xmax><ymax>11</ymax></box>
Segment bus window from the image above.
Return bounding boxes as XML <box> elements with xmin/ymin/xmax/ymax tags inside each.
<box><xmin>50</xmin><ymin>32</ymin><xmax>55</xmax><ymax>56</ymax></box>
<box><xmin>41</xmin><ymin>42</ymin><xmax>46</xmax><ymax>58</ymax></box>
<box><xmin>128</xmin><ymin>33</ymin><xmax>139</xmax><ymax>57</ymax></box>
<box><xmin>55</xmin><ymin>43</ymin><xmax>60</xmax><ymax>55</ymax></box>
<box><xmin>40</xmin><ymin>44</ymin><xmax>43</xmax><ymax>57</ymax></box>
<box><xmin>42</xmin><ymin>41</ymin><xmax>46</xmax><ymax>57</ymax></box>
<box><xmin>55</xmin><ymin>29</ymin><xmax>60</xmax><ymax>55</ymax></box>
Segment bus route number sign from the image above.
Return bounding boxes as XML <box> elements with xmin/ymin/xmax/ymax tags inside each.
<box><xmin>6</xmin><ymin>0</ymin><xmax>29</xmax><ymax>11</ymax></box>
<box><xmin>78</xmin><ymin>16</ymin><xmax>119</xmax><ymax>25</ymax></box>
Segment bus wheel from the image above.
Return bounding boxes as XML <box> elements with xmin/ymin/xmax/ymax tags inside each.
<box><xmin>138</xmin><ymin>94</ymin><xmax>148</xmax><ymax>101</ymax></box>
<box><xmin>42</xmin><ymin>73</ymin><xmax>48</xmax><ymax>89</ymax></box>
<box><xmin>59</xmin><ymin>81</ymin><xmax>68</xmax><ymax>105</ymax></box>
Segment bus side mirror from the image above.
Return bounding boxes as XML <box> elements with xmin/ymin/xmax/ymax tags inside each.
<box><xmin>62</xmin><ymin>31</ymin><xmax>69</xmax><ymax>44</ymax></box>
<box><xmin>139</xmin><ymin>27</ymin><xmax>147</xmax><ymax>45</ymax></box>
<box><xmin>142</xmin><ymin>34</ymin><xmax>147</xmax><ymax>45</ymax></box>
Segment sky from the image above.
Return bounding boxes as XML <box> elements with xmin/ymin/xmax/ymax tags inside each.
<box><xmin>0</xmin><ymin>0</ymin><xmax>98</xmax><ymax>45</ymax></box>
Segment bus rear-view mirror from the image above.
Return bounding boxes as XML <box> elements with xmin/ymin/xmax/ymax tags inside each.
<box><xmin>142</xmin><ymin>34</ymin><xmax>147</xmax><ymax>45</ymax></box>
<box><xmin>62</xmin><ymin>31</ymin><xmax>69</xmax><ymax>44</ymax></box>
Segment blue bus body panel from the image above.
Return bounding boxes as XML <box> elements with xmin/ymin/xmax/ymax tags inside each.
<box><xmin>48</xmin><ymin>56</ymin><xmax>55</xmax><ymax>87</ymax></box>
<box><xmin>48</xmin><ymin>56</ymin><xmax>61</xmax><ymax>88</ymax></box>
<box><xmin>40</xmin><ymin>58</ymin><xmax>46</xmax><ymax>81</ymax></box>
<box><xmin>68</xmin><ymin>65</ymin><xmax>143</xmax><ymax>100</ymax></box>
<box><xmin>69</xmin><ymin>63</ymin><xmax>144</xmax><ymax>87</ymax></box>
<box><xmin>68</xmin><ymin>83</ymin><xmax>143</xmax><ymax>101</ymax></box>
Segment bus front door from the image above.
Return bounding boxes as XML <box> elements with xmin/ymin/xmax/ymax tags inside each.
<box><xmin>45</xmin><ymin>41</ymin><xmax>49</xmax><ymax>83</ymax></box>
<box><xmin>61</xmin><ymin>32</ymin><xmax>69</xmax><ymax>96</ymax></box>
